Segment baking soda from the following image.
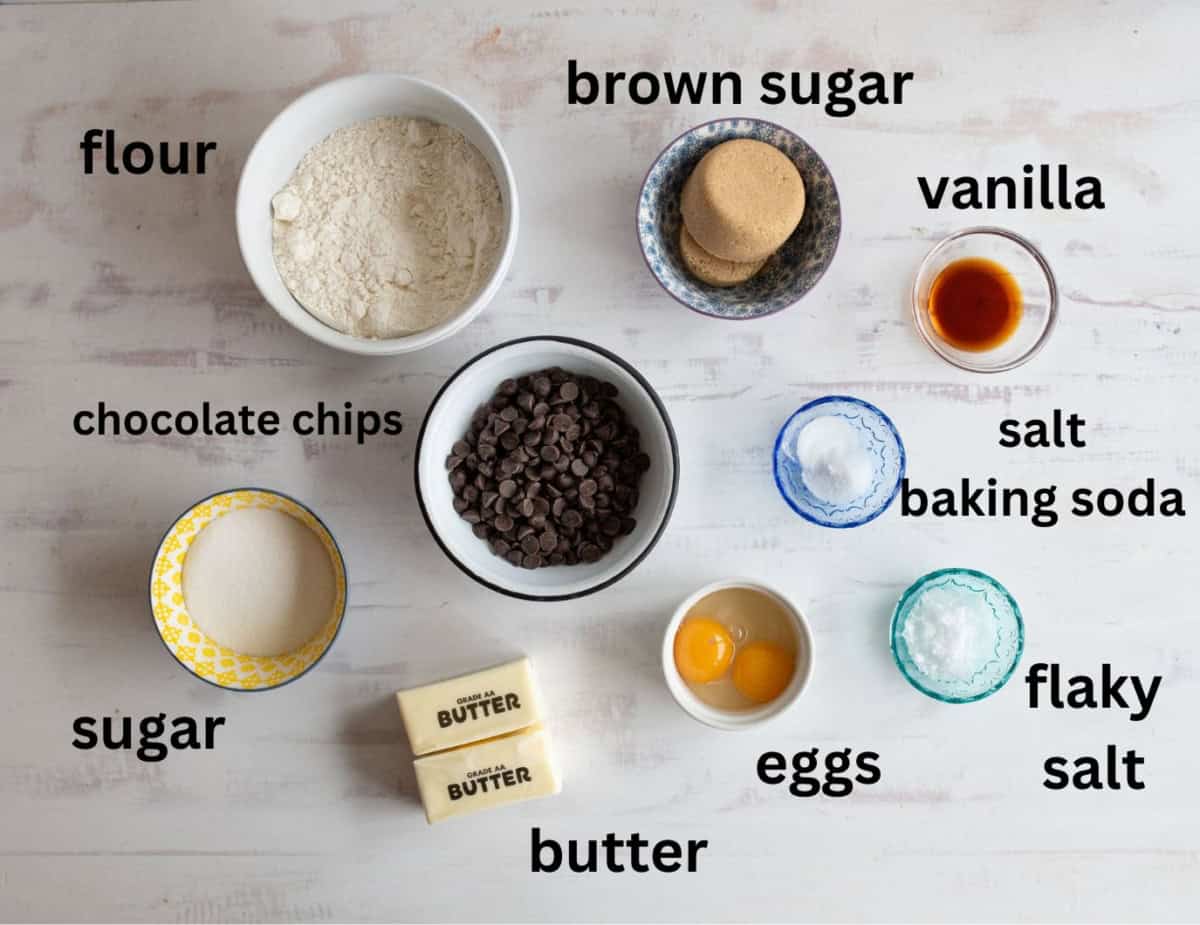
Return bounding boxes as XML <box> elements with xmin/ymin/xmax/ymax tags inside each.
<box><xmin>796</xmin><ymin>416</ymin><xmax>874</xmax><ymax>504</ymax></box>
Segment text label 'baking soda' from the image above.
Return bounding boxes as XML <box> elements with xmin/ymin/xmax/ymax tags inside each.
<box><xmin>901</xmin><ymin>411</ymin><xmax>1186</xmax><ymax>527</ymax></box>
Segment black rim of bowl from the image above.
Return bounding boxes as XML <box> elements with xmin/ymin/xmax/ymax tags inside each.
<box><xmin>414</xmin><ymin>335</ymin><xmax>680</xmax><ymax>602</ymax></box>
<box><xmin>147</xmin><ymin>486</ymin><xmax>349</xmax><ymax>693</ymax></box>
<box><xmin>636</xmin><ymin>116</ymin><xmax>842</xmax><ymax>321</ymax></box>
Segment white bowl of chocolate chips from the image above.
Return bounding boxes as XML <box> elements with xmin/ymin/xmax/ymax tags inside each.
<box><xmin>415</xmin><ymin>336</ymin><xmax>679</xmax><ymax>601</ymax></box>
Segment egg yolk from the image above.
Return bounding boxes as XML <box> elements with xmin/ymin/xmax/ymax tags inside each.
<box><xmin>673</xmin><ymin>617</ymin><xmax>734</xmax><ymax>684</ymax></box>
<box><xmin>731</xmin><ymin>642</ymin><xmax>794</xmax><ymax>704</ymax></box>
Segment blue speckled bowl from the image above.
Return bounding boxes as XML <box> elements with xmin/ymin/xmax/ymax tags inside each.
<box><xmin>637</xmin><ymin>118</ymin><xmax>841</xmax><ymax>320</ymax></box>
<box><xmin>890</xmin><ymin>568</ymin><xmax>1024</xmax><ymax>704</ymax></box>
<box><xmin>773</xmin><ymin>396</ymin><xmax>905</xmax><ymax>528</ymax></box>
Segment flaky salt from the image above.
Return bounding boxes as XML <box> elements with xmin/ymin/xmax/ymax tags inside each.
<box><xmin>901</xmin><ymin>586</ymin><xmax>995</xmax><ymax>681</ymax></box>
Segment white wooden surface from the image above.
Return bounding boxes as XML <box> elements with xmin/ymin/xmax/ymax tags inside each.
<box><xmin>2</xmin><ymin>1</ymin><xmax>1199</xmax><ymax>921</ymax></box>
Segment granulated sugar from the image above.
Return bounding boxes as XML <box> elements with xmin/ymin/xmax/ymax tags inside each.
<box><xmin>182</xmin><ymin>508</ymin><xmax>335</xmax><ymax>657</ymax></box>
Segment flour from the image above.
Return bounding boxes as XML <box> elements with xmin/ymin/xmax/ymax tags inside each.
<box><xmin>271</xmin><ymin>117</ymin><xmax>504</xmax><ymax>339</ymax></box>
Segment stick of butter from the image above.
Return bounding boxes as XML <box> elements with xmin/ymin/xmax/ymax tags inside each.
<box><xmin>413</xmin><ymin>724</ymin><xmax>562</xmax><ymax>823</ymax></box>
<box><xmin>396</xmin><ymin>657</ymin><xmax>544</xmax><ymax>756</ymax></box>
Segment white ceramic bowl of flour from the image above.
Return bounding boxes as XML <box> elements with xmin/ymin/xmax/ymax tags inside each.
<box><xmin>237</xmin><ymin>74</ymin><xmax>519</xmax><ymax>355</ymax></box>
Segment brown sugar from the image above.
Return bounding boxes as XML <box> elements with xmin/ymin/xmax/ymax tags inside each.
<box><xmin>680</xmin><ymin>139</ymin><xmax>806</xmax><ymax>263</ymax></box>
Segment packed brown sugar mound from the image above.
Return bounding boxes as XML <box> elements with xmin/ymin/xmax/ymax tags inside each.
<box><xmin>680</xmin><ymin>139</ymin><xmax>806</xmax><ymax>264</ymax></box>
<box><xmin>678</xmin><ymin>225</ymin><xmax>766</xmax><ymax>287</ymax></box>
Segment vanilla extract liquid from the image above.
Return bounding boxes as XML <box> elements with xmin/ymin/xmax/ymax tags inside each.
<box><xmin>929</xmin><ymin>257</ymin><xmax>1022</xmax><ymax>352</ymax></box>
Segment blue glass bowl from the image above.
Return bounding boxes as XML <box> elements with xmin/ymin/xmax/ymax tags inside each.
<box><xmin>773</xmin><ymin>396</ymin><xmax>905</xmax><ymax>528</ymax></box>
<box><xmin>890</xmin><ymin>568</ymin><xmax>1024</xmax><ymax>704</ymax></box>
<box><xmin>637</xmin><ymin>118</ymin><xmax>841</xmax><ymax>320</ymax></box>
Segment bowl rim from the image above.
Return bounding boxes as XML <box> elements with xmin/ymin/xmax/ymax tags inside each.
<box><xmin>910</xmin><ymin>225</ymin><xmax>1059</xmax><ymax>373</ymax></box>
<box><xmin>636</xmin><ymin>116</ymin><xmax>842</xmax><ymax>321</ymax></box>
<box><xmin>889</xmin><ymin>567</ymin><xmax>1025</xmax><ymax>704</ymax></box>
<box><xmin>147</xmin><ymin>486</ymin><xmax>349</xmax><ymax>693</ymax></box>
<box><xmin>772</xmin><ymin>395</ymin><xmax>907</xmax><ymax>529</ymax></box>
<box><xmin>413</xmin><ymin>335</ymin><xmax>680</xmax><ymax>602</ymax></box>
<box><xmin>235</xmin><ymin>72</ymin><xmax>520</xmax><ymax>356</ymax></box>
<box><xmin>660</xmin><ymin>577</ymin><xmax>815</xmax><ymax>730</ymax></box>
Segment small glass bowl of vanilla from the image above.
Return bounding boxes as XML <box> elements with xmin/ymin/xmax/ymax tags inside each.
<box><xmin>662</xmin><ymin>579</ymin><xmax>814</xmax><ymax>730</ymax></box>
<box><xmin>911</xmin><ymin>226</ymin><xmax>1058</xmax><ymax>373</ymax></box>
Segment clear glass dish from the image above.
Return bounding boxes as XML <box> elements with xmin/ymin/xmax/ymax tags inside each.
<box><xmin>890</xmin><ymin>567</ymin><xmax>1024</xmax><ymax>704</ymax></box>
<box><xmin>773</xmin><ymin>396</ymin><xmax>905</xmax><ymax>528</ymax></box>
<box><xmin>911</xmin><ymin>227</ymin><xmax>1057</xmax><ymax>373</ymax></box>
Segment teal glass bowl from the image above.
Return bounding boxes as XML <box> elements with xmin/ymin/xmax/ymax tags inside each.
<box><xmin>890</xmin><ymin>568</ymin><xmax>1024</xmax><ymax>704</ymax></box>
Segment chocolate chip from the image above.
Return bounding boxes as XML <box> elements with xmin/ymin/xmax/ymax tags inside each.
<box><xmin>447</xmin><ymin>366</ymin><xmax>649</xmax><ymax>571</ymax></box>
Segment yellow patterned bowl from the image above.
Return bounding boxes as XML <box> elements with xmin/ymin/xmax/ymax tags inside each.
<box><xmin>149</xmin><ymin>488</ymin><xmax>348</xmax><ymax>691</ymax></box>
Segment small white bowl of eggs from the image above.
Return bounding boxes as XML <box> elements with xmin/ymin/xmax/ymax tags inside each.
<box><xmin>662</xmin><ymin>578</ymin><xmax>814</xmax><ymax>730</ymax></box>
